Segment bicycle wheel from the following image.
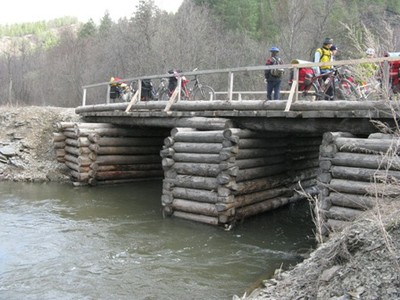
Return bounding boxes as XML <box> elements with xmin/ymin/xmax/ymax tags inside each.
<box><xmin>158</xmin><ymin>89</ymin><xmax>169</xmax><ymax>100</ymax></box>
<box><xmin>337</xmin><ymin>79</ymin><xmax>360</xmax><ymax>100</ymax></box>
<box><xmin>298</xmin><ymin>83</ymin><xmax>319</xmax><ymax>101</ymax></box>
<box><xmin>193</xmin><ymin>85</ymin><xmax>215</xmax><ymax>100</ymax></box>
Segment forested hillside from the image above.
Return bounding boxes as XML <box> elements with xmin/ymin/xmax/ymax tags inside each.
<box><xmin>0</xmin><ymin>0</ymin><xmax>399</xmax><ymax>107</ymax></box>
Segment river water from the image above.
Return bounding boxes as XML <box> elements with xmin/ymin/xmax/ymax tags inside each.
<box><xmin>0</xmin><ymin>180</ymin><xmax>316</xmax><ymax>300</ymax></box>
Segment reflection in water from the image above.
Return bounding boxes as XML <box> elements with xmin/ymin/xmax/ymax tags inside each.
<box><xmin>0</xmin><ymin>181</ymin><xmax>316</xmax><ymax>299</ymax></box>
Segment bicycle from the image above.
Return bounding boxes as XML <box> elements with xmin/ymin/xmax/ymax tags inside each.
<box><xmin>297</xmin><ymin>68</ymin><xmax>359</xmax><ymax>101</ymax></box>
<box><xmin>167</xmin><ymin>68</ymin><xmax>215</xmax><ymax>101</ymax></box>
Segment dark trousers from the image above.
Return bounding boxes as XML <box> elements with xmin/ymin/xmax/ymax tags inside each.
<box><xmin>266</xmin><ymin>80</ymin><xmax>281</xmax><ymax>100</ymax></box>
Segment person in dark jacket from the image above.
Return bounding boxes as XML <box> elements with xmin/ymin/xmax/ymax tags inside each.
<box><xmin>264</xmin><ymin>47</ymin><xmax>284</xmax><ymax>100</ymax></box>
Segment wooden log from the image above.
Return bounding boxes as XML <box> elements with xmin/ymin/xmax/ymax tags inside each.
<box><xmin>87</xmin><ymin>133</ymin><xmax>100</xmax><ymax>144</ymax></box>
<box><xmin>321</xmin><ymin>132</ymin><xmax>355</xmax><ymax>145</ymax></box>
<box><xmin>172</xmin><ymin>211</ymin><xmax>219</xmax><ymax>225</ymax></box>
<box><xmin>160</xmin><ymin>148</ymin><xmax>175</xmax><ymax>158</ymax></box>
<box><xmin>164</xmin><ymin>137</ymin><xmax>175</xmax><ymax>147</ymax></box>
<box><xmin>64</xmin><ymin>146</ymin><xmax>91</xmax><ymax>156</ymax></box>
<box><xmin>172</xmin><ymin>199</ymin><xmax>218</xmax><ymax>217</ymax></box>
<box><xmin>70</xmin><ymin>170</ymin><xmax>90</xmax><ymax>182</ymax></box>
<box><xmin>236</xmin><ymin>174</ymin><xmax>292</xmax><ymax>195</ymax></box>
<box><xmin>173</xmin><ymin>162</ymin><xmax>220</xmax><ymax>177</ymax></box>
<box><xmin>53</xmin><ymin>132</ymin><xmax>66</xmax><ymax>142</ymax></box>
<box><xmin>89</xmin><ymin>145</ymin><xmax>161</xmax><ymax>155</ymax></box>
<box><xmin>325</xmin><ymin>205</ymin><xmax>363</xmax><ymax>221</ymax></box>
<box><xmin>55</xmin><ymin>122</ymin><xmax>74</xmax><ymax>130</ymax></box>
<box><xmin>237</xmin><ymin>138</ymin><xmax>289</xmax><ymax>149</ymax></box>
<box><xmin>65</xmin><ymin>137</ymin><xmax>90</xmax><ymax>147</ymax></box>
<box><xmin>287</xmin><ymin>151</ymin><xmax>319</xmax><ymax>161</ymax></box>
<box><xmin>223</xmin><ymin>128</ymin><xmax>288</xmax><ymax>139</ymax></box>
<box><xmin>173</xmin><ymin>142</ymin><xmax>223</xmax><ymax>154</ymax></box>
<box><xmin>319</xmin><ymin>143</ymin><xmax>338</xmax><ymax>157</ymax></box>
<box><xmin>236</xmin><ymin>148</ymin><xmax>285</xmax><ymax>159</ymax></box>
<box><xmin>75</xmin><ymin>127</ymin><xmax>167</xmax><ymax>137</ymax></box>
<box><xmin>96</xmin><ymin>136</ymin><xmax>165</xmax><ymax>146</ymax></box>
<box><xmin>331</xmin><ymin>152</ymin><xmax>400</xmax><ymax>170</ymax></box>
<box><xmin>329</xmin><ymin>179</ymin><xmax>400</xmax><ymax>196</ymax></box>
<box><xmin>331</xmin><ymin>165</ymin><xmax>400</xmax><ymax>182</ymax></box>
<box><xmin>328</xmin><ymin>192</ymin><xmax>375</xmax><ymax>210</ymax></box>
<box><xmin>93</xmin><ymin>163</ymin><xmax>161</xmax><ymax>172</ymax></box>
<box><xmin>172</xmin><ymin>187</ymin><xmax>219</xmax><ymax>203</ymax></box>
<box><xmin>172</xmin><ymin>130</ymin><xmax>225</xmax><ymax>143</ymax></box>
<box><xmin>55</xmin><ymin>149</ymin><xmax>66</xmax><ymax>158</ymax></box>
<box><xmin>94</xmin><ymin>170</ymin><xmax>163</xmax><ymax>180</ymax></box>
<box><xmin>89</xmin><ymin>178</ymin><xmax>159</xmax><ymax>186</ymax></box>
<box><xmin>64</xmin><ymin>154</ymin><xmax>92</xmax><ymax>166</ymax></box>
<box><xmin>96</xmin><ymin>154</ymin><xmax>161</xmax><ymax>165</ymax></box>
<box><xmin>65</xmin><ymin>161</ymin><xmax>91</xmax><ymax>173</ymax></box>
<box><xmin>173</xmin><ymin>153</ymin><xmax>221</xmax><ymax>163</ymax></box>
<box><xmin>162</xmin><ymin>158</ymin><xmax>175</xmax><ymax>169</ymax></box>
<box><xmin>73</xmin><ymin>122</ymin><xmax>117</xmax><ymax>129</ymax></box>
<box><xmin>63</xmin><ymin>131</ymin><xmax>79</xmax><ymax>139</ymax></box>
<box><xmin>335</xmin><ymin>137</ymin><xmax>399</xmax><ymax>154</ymax></box>
<box><xmin>236</xmin><ymin>164</ymin><xmax>287</xmax><ymax>182</ymax></box>
<box><xmin>368</xmin><ymin>133</ymin><xmax>394</xmax><ymax>140</ymax></box>
<box><xmin>165</xmin><ymin>175</ymin><xmax>219</xmax><ymax>190</ymax></box>
<box><xmin>235</xmin><ymin>187</ymin><xmax>292</xmax><ymax>207</ymax></box>
<box><xmin>236</xmin><ymin>196</ymin><xmax>290</xmax><ymax>219</ymax></box>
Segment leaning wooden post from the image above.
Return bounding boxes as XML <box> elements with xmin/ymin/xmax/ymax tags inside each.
<box><xmin>285</xmin><ymin>67</ymin><xmax>298</xmax><ymax>112</ymax></box>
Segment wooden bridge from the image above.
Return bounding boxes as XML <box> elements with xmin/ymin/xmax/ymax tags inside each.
<box><xmin>54</xmin><ymin>57</ymin><xmax>400</xmax><ymax>233</ymax></box>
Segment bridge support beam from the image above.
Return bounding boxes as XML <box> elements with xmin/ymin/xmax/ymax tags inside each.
<box><xmin>318</xmin><ymin>132</ymin><xmax>400</xmax><ymax>236</ymax></box>
<box><xmin>161</xmin><ymin>127</ymin><xmax>322</xmax><ymax>227</ymax></box>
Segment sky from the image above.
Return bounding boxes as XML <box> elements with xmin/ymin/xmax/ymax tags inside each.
<box><xmin>0</xmin><ymin>0</ymin><xmax>184</xmax><ymax>25</ymax></box>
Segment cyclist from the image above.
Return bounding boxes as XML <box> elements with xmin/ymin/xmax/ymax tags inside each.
<box><xmin>330</xmin><ymin>45</ymin><xmax>338</xmax><ymax>61</ymax></box>
<box><xmin>361</xmin><ymin>48</ymin><xmax>379</xmax><ymax>79</ymax></box>
<box><xmin>314</xmin><ymin>38</ymin><xmax>334</xmax><ymax>99</ymax></box>
<box><xmin>264</xmin><ymin>46</ymin><xmax>284</xmax><ymax>100</ymax></box>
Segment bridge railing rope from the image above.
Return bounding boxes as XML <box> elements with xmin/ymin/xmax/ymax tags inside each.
<box><xmin>81</xmin><ymin>56</ymin><xmax>400</xmax><ymax>111</ymax></box>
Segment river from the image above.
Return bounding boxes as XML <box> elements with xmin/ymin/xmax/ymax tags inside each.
<box><xmin>0</xmin><ymin>180</ymin><xmax>316</xmax><ymax>299</ymax></box>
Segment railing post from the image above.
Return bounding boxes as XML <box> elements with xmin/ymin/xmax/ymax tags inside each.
<box><xmin>293</xmin><ymin>67</ymin><xmax>299</xmax><ymax>103</ymax></box>
<box><xmin>177</xmin><ymin>77</ymin><xmax>182</xmax><ymax>101</ymax></box>
<box><xmin>106</xmin><ymin>84</ymin><xmax>111</xmax><ymax>104</ymax></box>
<box><xmin>82</xmin><ymin>88</ymin><xmax>87</xmax><ymax>106</ymax></box>
<box><xmin>382</xmin><ymin>60</ymin><xmax>390</xmax><ymax>99</ymax></box>
<box><xmin>138</xmin><ymin>79</ymin><xmax>142</xmax><ymax>102</ymax></box>
<box><xmin>228</xmin><ymin>72</ymin><xmax>234</xmax><ymax>101</ymax></box>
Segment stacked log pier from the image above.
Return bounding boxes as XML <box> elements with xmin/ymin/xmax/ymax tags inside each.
<box><xmin>54</xmin><ymin>122</ymin><xmax>167</xmax><ymax>185</ymax></box>
<box><xmin>319</xmin><ymin>132</ymin><xmax>400</xmax><ymax>235</ymax></box>
<box><xmin>161</xmin><ymin>127</ymin><xmax>322</xmax><ymax>226</ymax></box>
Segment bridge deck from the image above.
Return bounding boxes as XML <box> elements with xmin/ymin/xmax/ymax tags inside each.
<box><xmin>76</xmin><ymin>100</ymin><xmax>395</xmax><ymax>134</ymax></box>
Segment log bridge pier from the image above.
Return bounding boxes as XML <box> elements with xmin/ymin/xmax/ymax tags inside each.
<box><xmin>51</xmin><ymin>99</ymin><xmax>400</xmax><ymax>233</ymax></box>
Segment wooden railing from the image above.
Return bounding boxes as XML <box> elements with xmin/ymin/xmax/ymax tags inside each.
<box><xmin>81</xmin><ymin>56</ymin><xmax>400</xmax><ymax>112</ymax></box>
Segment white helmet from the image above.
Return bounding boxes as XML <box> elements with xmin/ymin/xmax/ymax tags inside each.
<box><xmin>365</xmin><ymin>48</ymin><xmax>375</xmax><ymax>55</ymax></box>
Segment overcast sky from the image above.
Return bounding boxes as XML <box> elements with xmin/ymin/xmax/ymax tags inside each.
<box><xmin>0</xmin><ymin>0</ymin><xmax>184</xmax><ymax>25</ymax></box>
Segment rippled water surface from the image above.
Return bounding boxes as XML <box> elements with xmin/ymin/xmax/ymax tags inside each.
<box><xmin>0</xmin><ymin>181</ymin><xmax>316</xmax><ymax>299</ymax></box>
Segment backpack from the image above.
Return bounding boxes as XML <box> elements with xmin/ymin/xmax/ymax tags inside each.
<box><xmin>270</xmin><ymin>57</ymin><xmax>285</xmax><ymax>77</ymax></box>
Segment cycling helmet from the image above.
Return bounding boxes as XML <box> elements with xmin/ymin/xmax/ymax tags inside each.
<box><xmin>365</xmin><ymin>48</ymin><xmax>375</xmax><ymax>55</ymax></box>
<box><xmin>270</xmin><ymin>47</ymin><xmax>280</xmax><ymax>52</ymax></box>
<box><xmin>330</xmin><ymin>45</ymin><xmax>337</xmax><ymax>51</ymax></box>
<box><xmin>323</xmin><ymin>38</ymin><xmax>333</xmax><ymax>45</ymax></box>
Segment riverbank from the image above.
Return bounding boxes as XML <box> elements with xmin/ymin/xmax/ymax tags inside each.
<box><xmin>1</xmin><ymin>106</ymin><xmax>399</xmax><ymax>299</ymax></box>
<box><xmin>0</xmin><ymin>105</ymin><xmax>81</xmax><ymax>182</ymax></box>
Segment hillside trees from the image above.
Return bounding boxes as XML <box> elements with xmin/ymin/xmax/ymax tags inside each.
<box><xmin>0</xmin><ymin>0</ymin><xmax>399</xmax><ymax>107</ymax></box>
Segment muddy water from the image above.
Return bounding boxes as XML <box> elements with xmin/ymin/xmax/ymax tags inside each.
<box><xmin>0</xmin><ymin>181</ymin><xmax>316</xmax><ymax>299</ymax></box>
